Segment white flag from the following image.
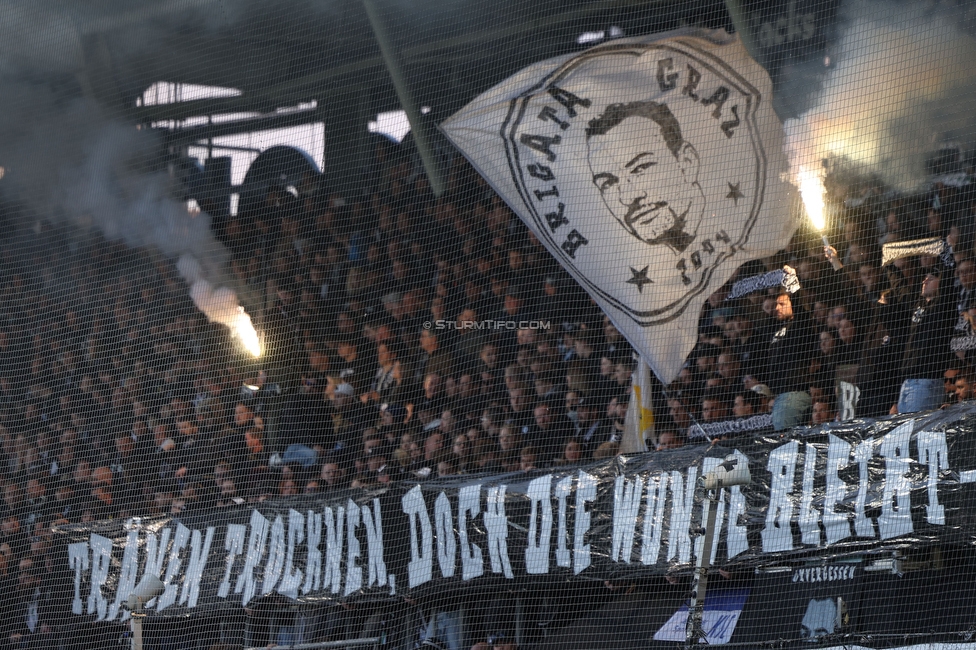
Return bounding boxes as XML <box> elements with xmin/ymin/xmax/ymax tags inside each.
<box><xmin>622</xmin><ymin>356</ymin><xmax>654</xmax><ymax>454</ymax></box>
<box><xmin>441</xmin><ymin>29</ymin><xmax>797</xmax><ymax>383</ymax></box>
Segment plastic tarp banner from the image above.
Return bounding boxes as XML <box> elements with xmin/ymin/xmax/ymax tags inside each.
<box><xmin>54</xmin><ymin>403</ymin><xmax>976</xmax><ymax>621</ymax></box>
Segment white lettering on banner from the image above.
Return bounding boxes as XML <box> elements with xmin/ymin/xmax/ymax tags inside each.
<box><xmin>87</xmin><ymin>534</ymin><xmax>112</xmax><ymax>620</ymax></box>
<box><xmin>879</xmin><ymin>423</ymin><xmax>914</xmax><ymax>540</ymax></box>
<box><xmin>403</xmin><ymin>486</ymin><xmax>433</xmax><ymax>588</ymax></box>
<box><xmin>823</xmin><ymin>436</ymin><xmax>852</xmax><ymax>545</ymax></box>
<box><xmin>435</xmin><ymin>492</ymin><xmax>457</xmax><ymax>578</ymax></box>
<box><xmin>66</xmin><ymin>415</ymin><xmax>976</xmax><ymax>617</ymax></box>
<box><xmin>917</xmin><ymin>431</ymin><xmax>949</xmax><ymax>525</ymax></box>
<box><xmin>641</xmin><ymin>472</ymin><xmax>668</xmax><ymax>565</ymax></box>
<box><xmin>237</xmin><ymin>511</ymin><xmax>269</xmax><ymax>606</ymax></box>
<box><xmin>303</xmin><ymin>512</ymin><xmax>322</xmax><ymax>594</ymax></box>
<box><xmin>218</xmin><ymin>524</ymin><xmax>246</xmax><ymax>598</ymax></box>
<box><xmin>157</xmin><ymin>523</ymin><xmax>190</xmax><ymax>611</ymax></box>
<box><xmin>180</xmin><ymin>528</ymin><xmax>215</xmax><ymax>608</ymax></box>
<box><xmin>263</xmin><ymin>516</ymin><xmax>286</xmax><ymax>597</ymax></box>
<box><xmin>853</xmin><ymin>439</ymin><xmax>876</xmax><ymax>538</ymax></box>
<box><xmin>669</xmin><ymin>468</ymin><xmax>698</xmax><ymax>563</ymax></box>
<box><xmin>838</xmin><ymin>381</ymin><xmax>860</xmax><ymax>421</ymax></box>
<box><xmin>457</xmin><ymin>484</ymin><xmax>484</xmax><ymax>580</ymax></box>
<box><xmin>792</xmin><ymin>565</ymin><xmax>857</xmax><ymax>583</ymax></box>
<box><xmin>278</xmin><ymin>510</ymin><xmax>305</xmax><ymax>599</ymax></box>
<box><xmin>107</xmin><ymin>530</ymin><xmax>139</xmax><ymax>621</ymax></box>
<box><xmin>344</xmin><ymin>500</ymin><xmax>362</xmax><ymax>596</ymax></box>
<box><xmin>486</xmin><ymin>485</ymin><xmax>514</xmax><ymax>578</ymax></box>
<box><xmin>362</xmin><ymin>499</ymin><xmax>388</xmax><ymax>588</ymax></box>
<box><xmin>799</xmin><ymin>445</ymin><xmax>821</xmax><ymax>546</ymax></box>
<box><xmin>324</xmin><ymin>506</ymin><xmax>345</xmax><ymax>593</ymax></box>
<box><xmin>525</xmin><ymin>475</ymin><xmax>553</xmax><ymax>574</ymax></box>
<box><xmin>574</xmin><ymin>472</ymin><xmax>597</xmax><ymax>574</ymax></box>
<box><xmin>612</xmin><ymin>475</ymin><xmax>643</xmax><ymax>564</ymax></box>
<box><xmin>726</xmin><ymin>484</ymin><xmax>748</xmax><ymax>559</ymax></box>
<box><xmin>762</xmin><ymin>441</ymin><xmax>799</xmax><ymax>552</ymax></box>
<box><xmin>554</xmin><ymin>476</ymin><xmax>573</xmax><ymax>568</ymax></box>
<box><xmin>69</xmin><ymin>542</ymin><xmax>89</xmax><ymax>615</ymax></box>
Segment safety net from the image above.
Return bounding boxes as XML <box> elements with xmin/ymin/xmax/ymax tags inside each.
<box><xmin>1</xmin><ymin>0</ymin><xmax>976</xmax><ymax>649</ymax></box>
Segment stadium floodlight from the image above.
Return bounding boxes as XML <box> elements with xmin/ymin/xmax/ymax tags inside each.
<box><xmin>686</xmin><ymin>456</ymin><xmax>751</xmax><ymax>647</ymax></box>
<box><xmin>127</xmin><ymin>574</ymin><xmax>164</xmax><ymax>650</ymax></box>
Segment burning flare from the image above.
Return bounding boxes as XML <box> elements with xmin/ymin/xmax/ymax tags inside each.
<box><xmin>784</xmin><ymin>0</ymin><xmax>976</xmax><ymax>191</ymax></box>
<box><xmin>177</xmin><ymin>255</ymin><xmax>262</xmax><ymax>357</ymax></box>
<box><xmin>797</xmin><ymin>166</ymin><xmax>826</xmax><ymax>231</ymax></box>
<box><xmin>230</xmin><ymin>308</ymin><xmax>262</xmax><ymax>357</ymax></box>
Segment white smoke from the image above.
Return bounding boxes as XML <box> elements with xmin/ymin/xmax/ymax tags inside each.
<box><xmin>785</xmin><ymin>0</ymin><xmax>976</xmax><ymax>191</ymax></box>
<box><xmin>64</xmin><ymin>123</ymin><xmax>262</xmax><ymax>356</ymax></box>
<box><xmin>0</xmin><ymin>2</ymin><xmax>291</xmax><ymax>357</ymax></box>
<box><xmin>0</xmin><ymin>100</ymin><xmax>261</xmax><ymax>355</ymax></box>
<box><xmin>177</xmin><ymin>256</ymin><xmax>262</xmax><ymax>356</ymax></box>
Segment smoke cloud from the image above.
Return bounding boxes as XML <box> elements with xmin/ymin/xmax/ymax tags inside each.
<box><xmin>785</xmin><ymin>0</ymin><xmax>976</xmax><ymax>190</ymax></box>
<box><xmin>0</xmin><ymin>66</ymin><xmax>257</xmax><ymax>354</ymax></box>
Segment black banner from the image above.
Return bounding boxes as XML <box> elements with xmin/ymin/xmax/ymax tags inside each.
<box><xmin>54</xmin><ymin>403</ymin><xmax>976</xmax><ymax>621</ymax></box>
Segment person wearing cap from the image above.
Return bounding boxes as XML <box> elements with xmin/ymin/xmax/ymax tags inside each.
<box><xmin>732</xmin><ymin>390</ymin><xmax>765</xmax><ymax>417</ymax></box>
<box><xmin>894</xmin><ymin>265</ymin><xmax>959</xmax><ymax>413</ymax></box>
<box><xmin>332</xmin><ymin>339</ymin><xmax>373</xmax><ymax>396</ymax></box>
<box><xmin>329</xmin><ymin>381</ymin><xmax>373</xmax><ymax>450</ymax></box>
<box><xmin>573</xmin><ymin>396</ymin><xmax>612</xmax><ymax>453</ymax></box>
<box><xmin>762</xmin><ymin>288</ymin><xmax>818</xmax><ymax>430</ymax></box>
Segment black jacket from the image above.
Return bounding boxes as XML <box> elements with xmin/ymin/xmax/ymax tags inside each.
<box><xmin>764</xmin><ymin>313</ymin><xmax>818</xmax><ymax>395</ymax></box>
<box><xmin>899</xmin><ymin>289</ymin><xmax>959</xmax><ymax>380</ymax></box>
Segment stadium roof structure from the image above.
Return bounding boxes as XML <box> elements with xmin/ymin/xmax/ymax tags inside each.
<box><xmin>6</xmin><ymin>0</ymin><xmax>728</xmax><ymax>116</ymax></box>
<box><xmin>0</xmin><ymin>0</ymin><xmax>757</xmax><ymax>193</ymax></box>
<box><xmin>0</xmin><ymin>0</ymin><xmax>843</xmax><ymax>198</ymax></box>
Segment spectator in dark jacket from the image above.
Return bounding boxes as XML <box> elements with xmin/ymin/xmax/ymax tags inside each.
<box><xmin>896</xmin><ymin>268</ymin><xmax>959</xmax><ymax>413</ymax></box>
<box><xmin>762</xmin><ymin>288</ymin><xmax>818</xmax><ymax>430</ymax></box>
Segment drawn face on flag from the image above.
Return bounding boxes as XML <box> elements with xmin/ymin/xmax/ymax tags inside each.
<box><xmin>441</xmin><ymin>31</ymin><xmax>794</xmax><ymax>383</ymax></box>
<box><xmin>586</xmin><ymin>102</ymin><xmax>705</xmax><ymax>254</ymax></box>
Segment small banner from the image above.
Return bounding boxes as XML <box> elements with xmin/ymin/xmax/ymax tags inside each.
<box><xmin>881</xmin><ymin>237</ymin><xmax>946</xmax><ymax>266</ymax></box>
<box><xmin>440</xmin><ymin>29</ymin><xmax>795</xmax><ymax>384</ymax></box>
<box><xmin>726</xmin><ymin>267</ymin><xmax>800</xmax><ymax>301</ymax></box>
<box><xmin>687</xmin><ymin>414</ymin><xmax>774</xmax><ymax>442</ymax></box>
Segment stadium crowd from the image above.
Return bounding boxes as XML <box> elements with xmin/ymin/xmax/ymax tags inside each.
<box><xmin>0</xmin><ymin>134</ymin><xmax>974</xmax><ymax>644</ymax></box>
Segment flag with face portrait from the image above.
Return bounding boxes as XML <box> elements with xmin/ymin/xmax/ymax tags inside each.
<box><xmin>441</xmin><ymin>29</ymin><xmax>797</xmax><ymax>383</ymax></box>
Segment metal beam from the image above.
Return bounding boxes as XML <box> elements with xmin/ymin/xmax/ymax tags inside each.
<box><xmin>243</xmin><ymin>637</ymin><xmax>383</xmax><ymax>650</ymax></box>
<box><xmin>131</xmin><ymin>97</ymin><xmax>278</xmax><ymax>123</ymax></box>
<box><xmin>361</xmin><ymin>0</ymin><xmax>446</xmax><ymax>196</ymax></box>
<box><xmin>128</xmin><ymin>0</ymin><xmax>670</xmax><ymax>123</ymax></box>
<box><xmin>187</xmin><ymin>143</ymin><xmax>262</xmax><ymax>153</ymax></box>
<box><xmin>160</xmin><ymin>109</ymin><xmax>320</xmax><ymax>145</ymax></box>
